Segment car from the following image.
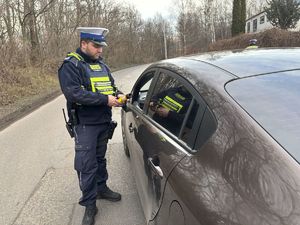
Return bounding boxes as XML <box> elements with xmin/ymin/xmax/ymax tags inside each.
<box><xmin>121</xmin><ymin>48</ymin><xmax>300</xmax><ymax>225</ymax></box>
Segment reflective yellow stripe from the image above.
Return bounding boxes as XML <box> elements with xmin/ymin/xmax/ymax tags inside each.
<box><xmin>90</xmin><ymin>77</ymin><xmax>114</xmax><ymax>95</ymax></box>
<box><xmin>162</xmin><ymin>96</ymin><xmax>183</xmax><ymax>113</ymax></box>
<box><xmin>96</xmin><ymin>87</ymin><xmax>114</xmax><ymax>95</ymax></box>
<box><xmin>175</xmin><ymin>93</ymin><xmax>186</xmax><ymax>101</ymax></box>
<box><xmin>161</xmin><ymin>100</ymin><xmax>178</xmax><ymax>111</ymax></box>
<box><xmin>162</xmin><ymin>97</ymin><xmax>177</xmax><ymax>111</ymax></box>
<box><xmin>246</xmin><ymin>46</ymin><xmax>258</xmax><ymax>49</ymax></box>
<box><xmin>67</xmin><ymin>52</ymin><xmax>83</xmax><ymax>61</ymax></box>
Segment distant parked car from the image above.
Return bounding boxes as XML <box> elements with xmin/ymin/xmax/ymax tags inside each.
<box><xmin>121</xmin><ymin>48</ymin><xmax>300</xmax><ymax>225</ymax></box>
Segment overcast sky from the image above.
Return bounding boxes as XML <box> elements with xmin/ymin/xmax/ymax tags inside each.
<box><xmin>120</xmin><ymin>0</ymin><xmax>174</xmax><ymax>19</ymax></box>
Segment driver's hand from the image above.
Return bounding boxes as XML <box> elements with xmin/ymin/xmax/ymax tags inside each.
<box><xmin>149</xmin><ymin>101</ymin><xmax>155</xmax><ymax>110</ymax></box>
<box><xmin>156</xmin><ymin>107</ymin><xmax>169</xmax><ymax>117</ymax></box>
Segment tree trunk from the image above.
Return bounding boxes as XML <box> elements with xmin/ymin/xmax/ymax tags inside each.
<box><xmin>26</xmin><ymin>0</ymin><xmax>40</xmax><ymax>64</ymax></box>
<box><xmin>4</xmin><ymin>0</ymin><xmax>13</xmax><ymax>42</ymax></box>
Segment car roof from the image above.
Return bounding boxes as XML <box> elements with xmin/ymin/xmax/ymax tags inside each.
<box><xmin>153</xmin><ymin>48</ymin><xmax>300</xmax><ymax>79</ymax></box>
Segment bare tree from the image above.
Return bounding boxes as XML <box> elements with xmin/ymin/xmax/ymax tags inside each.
<box><xmin>246</xmin><ymin>0</ymin><xmax>267</xmax><ymax>18</ymax></box>
<box><xmin>0</xmin><ymin>0</ymin><xmax>234</xmax><ymax>71</ymax></box>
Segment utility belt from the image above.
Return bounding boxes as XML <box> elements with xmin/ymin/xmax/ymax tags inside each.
<box><xmin>62</xmin><ymin>108</ymin><xmax>117</xmax><ymax>140</ymax></box>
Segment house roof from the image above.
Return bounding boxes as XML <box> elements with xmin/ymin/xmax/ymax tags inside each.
<box><xmin>246</xmin><ymin>11</ymin><xmax>266</xmax><ymax>22</ymax></box>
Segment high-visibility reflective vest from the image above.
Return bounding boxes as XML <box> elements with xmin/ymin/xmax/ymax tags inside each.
<box><xmin>65</xmin><ymin>52</ymin><xmax>115</xmax><ymax>95</ymax></box>
<box><xmin>160</xmin><ymin>91</ymin><xmax>186</xmax><ymax>113</ymax></box>
<box><xmin>245</xmin><ymin>45</ymin><xmax>258</xmax><ymax>49</ymax></box>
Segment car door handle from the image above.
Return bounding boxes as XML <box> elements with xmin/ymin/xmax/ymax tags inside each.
<box><xmin>148</xmin><ymin>157</ymin><xmax>164</xmax><ymax>178</ymax></box>
<box><xmin>129</xmin><ymin>123</ymin><xmax>133</xmax><ymax>133</ymax></box>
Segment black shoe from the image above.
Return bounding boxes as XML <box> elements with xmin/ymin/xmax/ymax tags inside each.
<box><xmin>82</xmin><ymin>205</ymin><xmax>98</xmax><ymax>225</ymax></box>
<box><xmin>97</xmin><ymin>187</ymin><xmax>121</xmax><ymax>202</ymax></box>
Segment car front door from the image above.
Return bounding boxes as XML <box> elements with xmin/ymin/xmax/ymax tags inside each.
<box><xmin>130</xmin><ymin>69</ymin><xmax>204</xmax><ymax>222</ymax></box>
<box><xmin>124</xmin><ymin>69</ymin><xmax>157</xmax><ymax>220</ymax></box>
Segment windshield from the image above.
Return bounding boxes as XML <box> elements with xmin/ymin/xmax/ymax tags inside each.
<box><xmin>226</xmin><ymin>71</ymin><xmax>300</xmax><ymax>162</ymax></box>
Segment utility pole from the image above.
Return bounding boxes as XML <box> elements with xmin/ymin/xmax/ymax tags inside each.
<box><xmin>163</xmin><ymin>21</ymin><xmax>168</xmax><ymax>59</ymax></box>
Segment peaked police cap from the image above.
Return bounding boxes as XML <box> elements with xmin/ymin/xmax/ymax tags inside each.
<box><xmin>77</xmin><ymin>27</ymin><xmax>109</xmax><ymax>46</ymax></box>
<box><xmin>249</xmin><ymin>39</ymin><xmax>257</xmax><ymax>45</ymax></box>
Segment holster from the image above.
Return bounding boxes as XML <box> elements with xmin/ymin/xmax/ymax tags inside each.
<box><xmin>70</xmin><ymin>109</ymin><xmax>78</xmax><ymax>126</ymax></box>
<box><xmin>62</xmin><ymin>108</ymin><xmax>77</xmax><ymax>138</ymax></box>
<box><xmin>107</xmin><ymin>121</ymin><xmax>117</xmax><ymax>139</ymax></box>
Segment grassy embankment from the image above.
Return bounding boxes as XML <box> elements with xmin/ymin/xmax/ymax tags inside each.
<box><xmin>0</xmin><ymin>56</ymin><xmax>61</xmax><ymax>128</ymax></box>
<box><xmin>0</xmin><ymin>66</ymin><xmax>59</xmax><ymax>106</ymax></box>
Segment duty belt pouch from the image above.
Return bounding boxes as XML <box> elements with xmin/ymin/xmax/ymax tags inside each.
<box><xmin>108</xmin><ymin>121</ymin><xmax>117</xmax><ymax>140</ymax></box>
<box><xmin>97</xmin><ymin>121</ymin><xmax>117</xmax><ymax>145</ymax></box>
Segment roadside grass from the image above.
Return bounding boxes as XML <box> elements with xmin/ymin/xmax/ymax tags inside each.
<box><xmin>0</xmin><ymin>66</ymin><xmax>59</xmax><ymax>106</ymax></box>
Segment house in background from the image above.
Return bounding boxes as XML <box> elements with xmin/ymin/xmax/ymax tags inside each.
<box><xmin>245</xmin><ymin>11</ymin><xmax>300</xmax><ymax>33</ymax></box>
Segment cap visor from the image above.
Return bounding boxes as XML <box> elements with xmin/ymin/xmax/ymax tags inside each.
<box><xmin>91</xmin><ymin>40</ymin><xmax>107</xmax><ymax>47</ymax></box>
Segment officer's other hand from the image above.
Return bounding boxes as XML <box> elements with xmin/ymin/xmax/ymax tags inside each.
<box><xmin>117</xmin><ymin>94</ymin><xmax>127</xmax><ymax>104</ymax></box>
<box><xmin>156</xmin><ymin>107</ymin><xmax>169</xmax><ymax>117</ymax></box>
<box><xmin>107</xmin><ymin>95</ymin><xmax>122</xmax><ymax>107</ymax></box>
<box><xmin>117</xmin><ymin>94</ymin><xmax>125</xmax><ymax>98</ymax></box>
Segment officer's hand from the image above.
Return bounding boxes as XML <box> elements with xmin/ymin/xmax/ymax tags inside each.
<box><xmin>117</xmin><ymin>94</ymin><xmax>127</xmax><ymax>104</ymax></box>
<box><xmin>107</xmin><ymin>95</ymin><xmax>122</xmax><ymax>107</ymax></box>
<box><xmin>156</xmin><ymin>107</ymin><xmax>169</xmax><ymax>117</ymax></box>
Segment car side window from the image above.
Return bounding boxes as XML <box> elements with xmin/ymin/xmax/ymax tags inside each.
<box><xmin>194</xmin><ymin>106</ymin><xmax>217</xmax><ymax>150</ymax></box>
<box><xmin>132</xmin><ymin>71</ymin><xmax>155</xmax><ymax>111</ymax></box>
<box><xmin>180</xmin><ymin>100</ymin><xmax>200</xmax><ymax>144</ymax></box>
<box><xmin>147</xmin><ymin>72</ymin><xmax>193</xmax><ymax>137</ymax></box>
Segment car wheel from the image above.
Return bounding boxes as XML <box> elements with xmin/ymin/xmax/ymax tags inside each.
<box><xmin>122</xmin><ymin>130</ymin><xmax>130</xmax><ymax>157</ymax></box>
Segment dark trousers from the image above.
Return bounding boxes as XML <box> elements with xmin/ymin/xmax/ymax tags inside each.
<box><xmin>73</xmin><ymin>123</ymin><xmax>110</xmax><ymax>206</ymax></box>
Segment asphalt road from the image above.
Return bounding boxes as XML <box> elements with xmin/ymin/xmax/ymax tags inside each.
<box><xmin>0</xmin><ymin>64</ymin><xmax>149</xmax><ymax>225</ymax></box>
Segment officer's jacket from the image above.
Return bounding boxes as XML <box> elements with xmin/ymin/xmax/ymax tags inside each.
<box><xmin>58</xmin><ymin>48</ymin><xmax>117</xmax><ymax>124</ymax></box>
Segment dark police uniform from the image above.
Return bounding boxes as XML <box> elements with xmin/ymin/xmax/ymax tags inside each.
<box><xmin>151</xmin><ymin>87</ymin><xmax>191</xmax><ymax>135</ymax></box>
<box><xmin>58</xmin><ymin>48</ymin><xmax>118</xmax><ymax>207</ymax></box>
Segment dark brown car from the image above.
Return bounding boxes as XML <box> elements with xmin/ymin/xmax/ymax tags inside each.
<box><xmin>121</xmin><ymin>48</ymin><xmax>300</xmax><ymax>225</ymax></box>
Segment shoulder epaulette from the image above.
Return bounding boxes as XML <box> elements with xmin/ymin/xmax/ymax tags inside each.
<box><xmin>64</xmin><ymin>52</ymin><xmax>84</xmax><ymax>67</ymax></box>
<box><xmin>67</xmin><ymin>52</ymin><xmax>84</xmax><ymax>61</ymax></box>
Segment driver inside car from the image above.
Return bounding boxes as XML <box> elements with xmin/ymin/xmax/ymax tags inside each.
<box><xmin>149</xmin><ymin>85</ymin><xmax>192</xmax><ymax>135</ymax></box>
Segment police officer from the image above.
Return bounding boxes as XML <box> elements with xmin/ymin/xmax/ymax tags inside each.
<box><xmin>58</xmin><ymin>27</ymin><xmax>123</xmax><ymax>225</ymax></box>
<box><xmin>246</xmin><ymin>38</ymin><xmax>258</xmax><ymax>49</ymax></box>
<box><xmin>149</xmin><ymin>86</ymin><xmax>192</xmax><ymax>135</ymax></box>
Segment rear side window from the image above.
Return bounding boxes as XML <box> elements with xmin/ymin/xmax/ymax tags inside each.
<box><xmin>226</xmin><ymin>71</ymin><xmax>300</xmax><ymax>163</ymax></box>
<box><xmin>181</xmin><ymin>100</ymin><xmax>200</xmax><ymax>144</ymax></box>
